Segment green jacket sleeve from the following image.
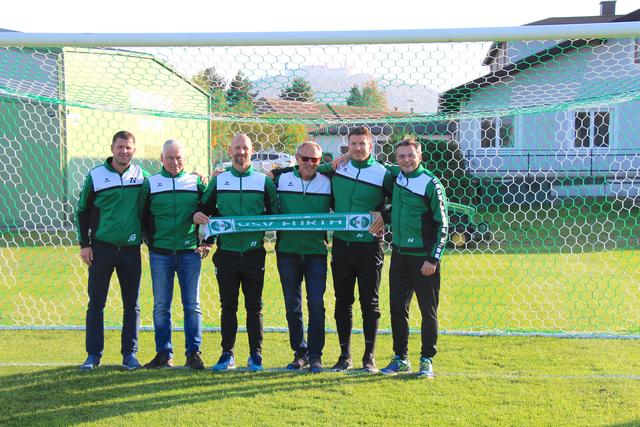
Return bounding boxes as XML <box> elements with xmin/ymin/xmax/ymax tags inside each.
<box><xmin>139</xmin><ymin>178</ymin><xmax>151</xmax><ymax>244</ymax></box>
<box><xmin>315</xmin><ymin>162</ymin><xmax>336</xmax><ymax>177</ymax></box>
<box><xmin>75</xmin><ymin>174</ymin><xmax>95</xmax><ymax>248</ymax></box>
<box><xmin>199</xmin><ymin>176</ymin><xmax>219</xmax><ymax>217</ymax></box>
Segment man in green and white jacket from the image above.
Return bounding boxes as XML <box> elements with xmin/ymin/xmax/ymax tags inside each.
<box><xmin>380</xmin><ymin>138</ymin><xmax>449</xmax><ymax>378</ymax></box>
<box><xmin>75</xmin><ymin>130</ymin><xmax>149</xmax><ymax>371</ymax></box>
<box><xmin>139</xmin><ymin>139</ymin><xmax>207</xmax><ymax>370</ymax></box>
<box><xmin>194</xmin><ymin>133</ymin><xmax>277</xmax><ymax>372</ymax></box>
<box><xmin>273</xmin><ymin>141</ymin><xmax>331</xmax><ymax>373</ymax></box>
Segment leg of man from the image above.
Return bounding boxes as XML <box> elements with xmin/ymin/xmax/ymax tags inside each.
<box><xmin>277</xmin><ymin>255</ymin><xmax>307</xmax><ymax>358</ymax></box>
<box><xmin>86</xmin><ymin>245</ymin><xmax>117</xmax><ymax>357</ymax></box>
<box><xmin>115</xmin><ymin>246</ymin><xmax>142</xmax><ymax>357</ymax></box>
<box><xmin>389</xmin><ymin>251</ymin><xmax>414</xmax><ymax>360</ymax></box>
<box><xmin>354</xmin><ymin>243</ymin><xmax>383</xmax><ymax>358</ymax></box>
<box><xmin>241</xmin><ymin>249</ymin><xmax>266</xmax><ymax>356</ymax></box>
<box><xmin>331</xmin><ymin>242</ymin><xmax>357</xmax><ymax>358</ymax></box>
<box><xmin>413</xmin><ymin>263</ymin><xmax>440</xmax><ymax>360</ymax></box>
<box><xmin>176</xmin><ymin>251</ymin><xmax>203</xmax><ymax>357</ymax></box>
<box><xmin>149</xmin><ymin>251</ymin><xmax>176</xmax><ymax>358</ymax></box>
<box><xmin>303</xmin><ymin>256</ymin><xmax>327</xmax><ymax>359</ymax></box>
<box><xmin>214</xmin><ymin>251</ymin><xmax>242</xmax><ymax>355</ymax></box>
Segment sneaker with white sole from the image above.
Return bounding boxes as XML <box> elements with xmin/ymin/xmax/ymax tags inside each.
<box><xmin>331</xmin><ymin>355</ymin><xmax>353</xmax><ymax>372</ymax></box>
<box><xmin>380</xmin><ymin>355</ymin><xmax>412</xmax><ymax>375</ymax></box>
<box><xmin>80</xmin><ymin>354</ymin><xmax>101</xmax><ymax>371</ymax></box>
<box><xmin>362</xmin><ymin>354</ymin><xmax>378</xmax><ymax>374</ymax></box>
<box><xmin>211</xmin><ymin>352</ymin><xmax>236</xmax><ymax>372</ymax></box>
<box><xmin>122</xmin><ymin>354</ymin><xmax>142</xmax><ymax>370</ymax></box>
<box><xmin>417</xmin><ymin>357</ymin><xmax>434</xmax><ymax>378</ymax></box>
<box><xmin>247</xmin><ymin>353</ymin><xmax>264</xmax><ymax>372</ymax></box>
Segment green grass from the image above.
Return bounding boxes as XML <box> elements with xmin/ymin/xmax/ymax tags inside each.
<box><xmin>0</xmin><ymin>330</ymin><xmax>639</xmax><ymax>426</ymax></box>
<box><xmin>474</xmin><ymin>198</ymin><xmax>640</xmax><ymax>252</ymax></box>
<box><xmin>1</xmin><ymin>245</ymin><xmax>638</xmax><ymax>335</ymax></box>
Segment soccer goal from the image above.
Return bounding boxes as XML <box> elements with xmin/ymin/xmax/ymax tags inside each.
<box><xmin>0</xmin><ymin>22</ymin><xmax>638</xmax><ymax>337</ymax></box>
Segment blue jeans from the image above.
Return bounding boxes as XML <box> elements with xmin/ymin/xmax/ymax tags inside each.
<box><xmin>277</xmin><ymin>255</ymin><xmax>327</xmax><ymax>358</ymax></box>
<box><xmin>149</xmin><ymin>250</ymin><xmax>203</xmax><ymax>358</ymax></box>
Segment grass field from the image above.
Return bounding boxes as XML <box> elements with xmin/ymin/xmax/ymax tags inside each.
<box><xmin>1</xmin><ymin>200</ymin><xmax>639</xmax><ymax>425</ymax></box>
<box><xmin>1</xmin><ymin>245</ymin><xmax>638</xmax><ymax>335</ymax></box>
<box><xmin>1</xmin><ymin>330</ymin><xmax>639</xmax><ymax>426</ymax></box>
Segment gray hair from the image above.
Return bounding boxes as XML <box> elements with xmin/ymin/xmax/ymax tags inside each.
<box><xmin>162</xmin><ymin>139</ymin><xmax>184</xmax><ymax>155</ymax></box>
<box><xmin>295</xmin><ymin>141</ymin><xmax>322</xmax><ymax>156</ymax></box>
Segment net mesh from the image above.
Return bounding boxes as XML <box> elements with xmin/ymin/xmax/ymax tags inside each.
<box><xmin>1</xmin><ymin>35</ymin><xmax>639</xmax><ymax>336</ymax></box>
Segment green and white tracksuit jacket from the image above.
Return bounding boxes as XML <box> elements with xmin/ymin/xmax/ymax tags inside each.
<box><xmin>274</xmin><ymin>167</ymin><xmax>332</xmax><ymax>257</ymax></box>
<box><xmin>200</xmin><ymin>165</ymin><xmax>277</xmax><ymax>253</ymax></box>
<box><xmin>315</xmin><ymin>157</ymin><xmax>393</xmax><ymax>244</ymax></box>
<box><xmin>75</xmin><ymin>157</ymin><xmax>149</xmax><ymax>248</ymax></box>
<box><xmin>388</xmin><ymin>164</ymin><xmax>449</xmax><ymax>263</ymax></box>
<box><xmin>139</xmin><ymin>168</ymin><xmax>206</xmax><ymax>254</ymax></box>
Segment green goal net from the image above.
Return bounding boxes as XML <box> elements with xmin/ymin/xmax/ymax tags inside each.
<box><xmin>0</xmin><ymin>27</ymin><xmax>638</xmax><ymax>337</ymax></box>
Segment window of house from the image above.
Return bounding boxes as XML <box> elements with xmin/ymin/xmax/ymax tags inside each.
<box><xmin>480</xmin><ymin>116</ymin><xmax>514</xmax><ymax>148</ymax></box>
<box><xmin>574</xmin><ymin>111</ymin><xmax>610</xmax><ymax>148</ymax></box>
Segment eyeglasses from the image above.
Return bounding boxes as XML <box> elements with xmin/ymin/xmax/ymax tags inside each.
<box><xmin>300</xmin><ymin>156</ymin><xmax>320</xmax><ymax>164</ymax></box>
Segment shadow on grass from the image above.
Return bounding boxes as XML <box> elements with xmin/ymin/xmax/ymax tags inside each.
<box><xmin>0</xmin><ymin>366</ymin><xmax>394</xmax><ymax>425</ymax></box>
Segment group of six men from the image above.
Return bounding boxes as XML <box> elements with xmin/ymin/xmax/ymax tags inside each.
<box><xmin>75</xmin><ymin>126</ymin><xmax>448</xmax><ymax>378</ymax></box>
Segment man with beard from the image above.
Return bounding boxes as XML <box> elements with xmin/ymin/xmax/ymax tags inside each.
<box><xmin>194</xmin><ymin>133</ymin><xmax>277</xmax><ymax>372</ymax></box>
<box><xmin>273</xmin><ymin>141</ymin><xmax>331</xmax><ymax>373</ymax></box>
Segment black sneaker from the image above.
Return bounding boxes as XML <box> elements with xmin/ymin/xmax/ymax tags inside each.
<box><xmin>185</xmin><ymin>352</ymin><xmax>205</xmax><ymax>370</ymax></box>
<box><xmin>309</xmin><ymin>357</ymin><xmax>323</xmax><ymax>374</ymax></box>
<box><xmin>331</xmin><ymin>355</ymin><xmax>353</xmax><ymax>372</ymax></box>
<box><xmin>362</xmin><ymin>354</ymin><xmax>378</xmax><ymax>374</ymax></box>
<box><xmin>286</xmin><ymin>354</ymin><xmax>309</xmax><ymax>370</ymax></box>
<box><xmin>143</xmin><ymin>352</ymin><xmax>174</xmax><ymax>369</ymax></box>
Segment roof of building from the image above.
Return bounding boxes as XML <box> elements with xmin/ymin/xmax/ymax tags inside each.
<box><xmin>255</xmin><ymin>97</ymin><xmax>407</xmax><ymax>121</ymax></box>
<box><xmin>440</xmin><ymin>6</ymin><xmax>640</xmax><ymax>113</ymax></box>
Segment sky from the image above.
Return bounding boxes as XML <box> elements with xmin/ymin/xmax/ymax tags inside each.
<box><xmin>0</xmin><ymin>0</ymin><xmax>639</xmax><ymax>33</ymax></box>
<box><xmin>1</xmin><ymin>0</ymin><xmax>638</xmax><ymax>112</ymax></box>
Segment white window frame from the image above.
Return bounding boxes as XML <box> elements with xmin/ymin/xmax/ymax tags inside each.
<box><xmin>572</xmin><ymin>109</ymin><xmax>612</xmax><ymax>149</ymax></box>
<box><xmin>479</xmin><ymin>116</ymin><xmax>517</xmax><ymax>149</ymax></box>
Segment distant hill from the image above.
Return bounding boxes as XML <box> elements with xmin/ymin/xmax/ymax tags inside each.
<box><xmin>252</xmin><ymin>65</ymin><xmax>439</xmax><ymax>113</ymax></box>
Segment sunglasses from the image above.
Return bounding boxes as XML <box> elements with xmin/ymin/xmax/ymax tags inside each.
<box><xmin>300</xmin><ymin>156</ymin><xmax>321</xmax><ymax>164</ymax></box>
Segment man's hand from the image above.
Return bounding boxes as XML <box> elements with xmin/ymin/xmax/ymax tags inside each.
<box><xmin>265</xmin><ymin>170</ymin><xmax>275</xmax><ymax>179</ymax></box>
<box><xmin>80</xmin><ymin>247</ymin><xmax>93</xmax><ymax>267</ymax></box>
<box><xmin>193</xmin><ymin>211</ymin><xmax>210</xmax><ymax>225</ymax></box>
<box><xmin>368</xmin><ymin>211</ymin><xmax>384</xmax><ymax>237</ymax></box>
<box><xmin>331</xmin><ymin>153</ymin><xmax>351</xmax><ymax>170</ymax></box>
<box><xmin>195</xmin><ymin>171</ymin><xmax>210</xmax><ymax>186</ymax></box>
<box><xmin>212</xmin><ymin>167</ymin><xmax>225</xmax><ymax>177</ymax></box>
<box><xmin>195</xmin><ymin>243</ymin><xmax>212</xmax><ymax>259</ymax></box>
<box><xmin>420</xmin><ymin>260</ymin><xmax>437</xmax><ymax>276</ymax></box>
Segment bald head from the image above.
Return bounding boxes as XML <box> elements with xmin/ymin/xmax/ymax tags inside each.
<box><xmin>229</xmin><ymin>133</ymin><xmax>253</xmax><ymax>172</ymax></box>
